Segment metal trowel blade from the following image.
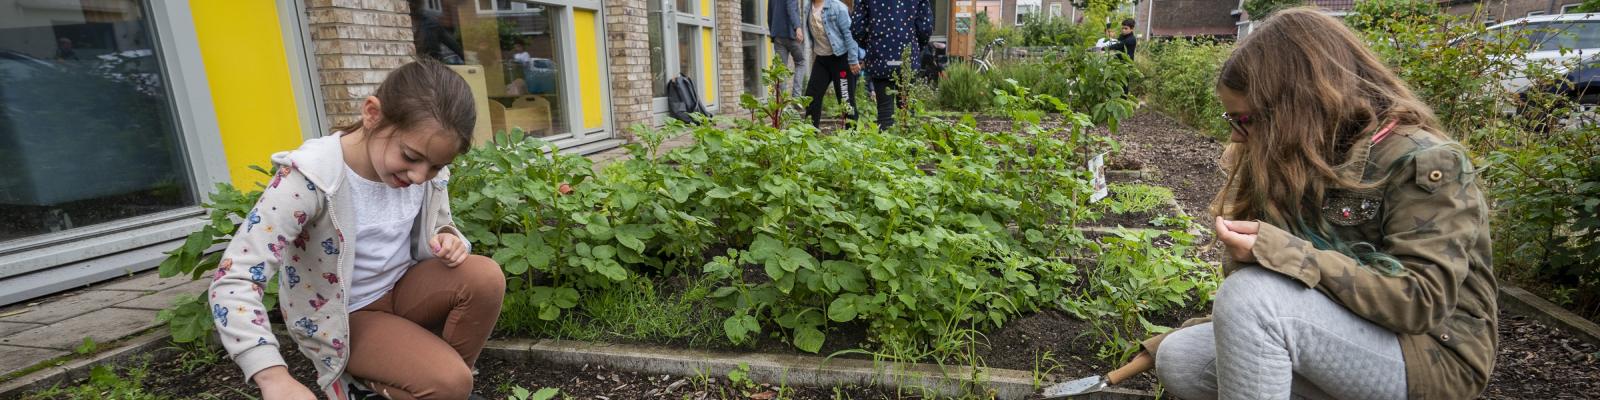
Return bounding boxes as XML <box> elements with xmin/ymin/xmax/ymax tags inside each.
<box><xmin>1039</xmin><ymin>375</ymin><xmax>1108</xmax><ymax>398</ymax></box>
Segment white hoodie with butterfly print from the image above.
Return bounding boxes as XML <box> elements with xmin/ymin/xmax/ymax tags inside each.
<box><xmin>207</xmin><ymin>134</ymin><xmax>465</xmax><ymax>400</ymax></box>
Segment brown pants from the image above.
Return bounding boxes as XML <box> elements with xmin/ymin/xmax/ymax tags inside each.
<box><xmin>348</xmin><ymin>255</ymin><xmax>505</xmax><ymax>400</ymax></box>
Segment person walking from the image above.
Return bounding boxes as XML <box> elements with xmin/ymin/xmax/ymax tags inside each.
<box><xmin>769</xmin><ymin>0</ymin><xmax>807</xmax><ymax>98</ymax></box>
<box><xmin>802</xmin><ymin>0</ymin><xmax>864</xmax><ymax>127</ymax></box>
<box><xmin>851</xmin><ymin>0</ymin><xmax>932</xmax><ymax>128</ymax></box>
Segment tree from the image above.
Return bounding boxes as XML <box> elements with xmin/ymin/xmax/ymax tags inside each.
<box><xmin>1242</xmin><ymin>0</ymin><xmax>1305</xmax><ymax>19</ymax></box>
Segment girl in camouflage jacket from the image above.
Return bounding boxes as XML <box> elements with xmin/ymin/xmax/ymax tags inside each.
<box><xmin>1140</xmin><ymin>8</ymin><xmax>1497</xmax><ymax>399</ymax></box>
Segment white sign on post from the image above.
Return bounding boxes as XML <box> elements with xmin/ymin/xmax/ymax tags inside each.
<box><xmin>1089</xmin><ymin>152</ymin><xmax>1109</xmax><ymax>203</ymax></box>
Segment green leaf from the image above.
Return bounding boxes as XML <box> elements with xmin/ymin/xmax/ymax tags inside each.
<box><xmin>828</xmin><ymin>296</ymin><xmax>858</xmax><ymax>322</ymax></box>
<box><xmin>531</xmin><ymin>388</ymin><xmax>560</xmax><ymax>400</ymax></box>
<box><xmin>793</xmin><ymin>326</ymin><xmax>825</xmax><ymax>353</ymax></box>
<box><xmin>591</xmin><ymin>244</ymin><xmax>617</xmax><ymax>260</ymax></box>
<box><xmin>539</xmin><ymin>305</ymin><xmax>561</xmax><ymax>321</ymax></box>
<box><xmin>706</xmin><ymin>187</ymin><xmax>736</xmax><ymax>199</ymax></box>
<box><xmin>748</xmin><ymin>234</ymin><xmax>783</xmax><ymax>260</ymax></box>
<box><xmin>74</xmin><ymin>337</ymin><xmax>97</xmax><ymax>355</ymax></box>
<box><xmin>512</xmin><ymin>387</ymin><xmax>531</xmax><ymax>400</ymax></box>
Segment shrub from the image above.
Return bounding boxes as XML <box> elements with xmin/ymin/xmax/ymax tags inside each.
<box><xmin>1138</xmin><ymin>39</ymin><xmax>1233</xmax><ymax>140</ymax></box>
<box><xmin>937</xmin><ymin>63</ymin><xmax>992</xmax><ymax>112</ymax></box>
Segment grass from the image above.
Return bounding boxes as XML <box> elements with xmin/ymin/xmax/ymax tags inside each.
<box><xmin>538</xmin><ymin>275</ymin><xmax>730</xmax><ymax>348</ymax></box>
<box><xmin>22</xmin><ymin>358</ymin><xmax>163</xmax><ymax>400</ymax></box>
<box><xmin>1104</xmin><ymin>183</ymin><xmax>1175</xmax><ymax>215</ymax></box>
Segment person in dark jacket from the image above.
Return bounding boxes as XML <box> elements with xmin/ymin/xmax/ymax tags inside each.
<box><xmin>851</xmin><ymin>0</ymin><xmax>932</xmax><ymax>128</ymax></box>
<box><xmin>769</xmin><ymin>0</ymin><xmax>808</xmax><ymax>98</ymax></box>
<box><xmin>1103</xmin><ymin>18</ymin><xmax>1137</xmax><ymax>61</ymax></box>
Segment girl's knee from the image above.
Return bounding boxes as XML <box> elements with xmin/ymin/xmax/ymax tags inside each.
<box><xmin>414</xmin><ymin>365</ymin><xmax>474</xmax><ymax>400</ymax></box>
<box><xmin>458</xmin><ymin>255</ymin><xmax>506</xmax><ymax>296</ymax></box>
<box><xmin>1214</xmin><ymin>267</ymin><xmax>1299</xmax><ymax>322</ymax></box>
<box><xmin>1154</xmin><ymin>326</ymin><xmax>1219</xmax><ymax>400</ymax></box>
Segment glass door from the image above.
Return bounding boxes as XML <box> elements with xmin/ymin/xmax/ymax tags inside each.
<box><xmin>649</xmin><ymin>0</ymin><xmax>716</xmax><ymax>114</ymax></box>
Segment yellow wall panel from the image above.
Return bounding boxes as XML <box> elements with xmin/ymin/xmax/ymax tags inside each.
<box><xmin>701</xmin><ymin>27</ymin><xmax>715</xmax><ymax>104</ymax></box>
<box><xmin>574</xmin><ymin>9</ymin><xmax>605</xmax><ymax>130</ymax></box>
<box><xmin>191</xmin><ymin>1</ymin><xmax>304</xmax><ymax>188</ymax></box>
<box><xmin>701</xmin><ymin>0</ymin><xmax>713</xmax><ymax>17</ymax></box>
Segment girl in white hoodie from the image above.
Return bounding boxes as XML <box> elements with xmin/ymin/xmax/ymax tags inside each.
<box><xmin>209</xmin><ymin>60</ymin><xmax>504</xmax><ymax>400</ymax></box>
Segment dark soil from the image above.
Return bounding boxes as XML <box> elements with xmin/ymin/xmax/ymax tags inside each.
<box><xmin>1098</xmin><ymin>111</ymin><xmax>1228</xmax><ymax>224</ymax></box>
<box><xmin>1483</xmin><ymin>311</ymin><xmax>1600</xmax><ymax>399</ymax></box>
<box><xmin>43</xmin><ymin>336</ymin><xmax>914</xmax><ymax>400</ymax></box>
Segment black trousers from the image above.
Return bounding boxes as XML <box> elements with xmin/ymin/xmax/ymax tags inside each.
<box><xmin>869</xmin><ymin>75</ymin><xmax>901</xmax><ymax>128</ymax></box>
<box><xmin>805</xmin><ymin>54</ymin><xmax>859</xmax><ymax>127</ymax></box>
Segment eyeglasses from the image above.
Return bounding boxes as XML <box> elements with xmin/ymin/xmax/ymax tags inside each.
<box><xmin>1221</xmin><ymin>112</ymin><xmax>1257</xmax><ymax>137</ymax></box>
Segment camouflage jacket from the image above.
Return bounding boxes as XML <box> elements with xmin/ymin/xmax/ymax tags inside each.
<box><xmin>1143</xmin><ymin>127</ymin><xmax>1498</xmax><ymax>399</ymax></box>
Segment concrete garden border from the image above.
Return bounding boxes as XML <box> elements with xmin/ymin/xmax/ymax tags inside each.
<box><xmin>1498</xmin><ymin>285</ymin><xmax>1600</xmax><ymax>349</ymax></box>
<box><xmin>483</xmin><ymin>338</ymin><xmax>1155</xmax><ymax>399</ymax></box>
<box><xmin>0</xmin><ymin>330</ymin><xmax>176</xmax><ymax>398</ymax></box>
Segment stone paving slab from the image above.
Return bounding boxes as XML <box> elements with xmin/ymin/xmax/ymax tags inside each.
<box><xmin>0</xmin><ymin>345</ymin><xmax>68</xmax><ymax>377</ymax></box>
<box><xmin>0</xmin><ymin>290</ymin><xmax>145</xmax><ymax>325</ymax></box>
<box><xmin>113</xmin><ymin>280</ymin><xmax>210</xmax><ymax>311</ymax></box>
<box><xmin>99</xmin><ymin>270</ymin><xmax>192</xmax><ymax>293</ymax></box>
<box><xmin>0</xmin><ymin>321</ymin><xmax>42</xmax><ymax>338</ymax></box>
<box><xmin>0</xmin><ymin>308</ymin><xmax>158</xmax><ymax>351</ymax></box>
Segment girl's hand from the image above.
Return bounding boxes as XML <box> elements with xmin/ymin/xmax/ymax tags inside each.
<box><xmin>430</xmin><ymin>233</ymin><xmax>469</xmax><ymax>267</ymax></box>
<box><xmin>254</xmin><ymin>366</ymin><xmax>316</xmax><ymax>400</ymax></box>
<box><xmin>1214</xmin><ymin>216</ymin><xmax>1260</xmax><ymax>263</ymax></box>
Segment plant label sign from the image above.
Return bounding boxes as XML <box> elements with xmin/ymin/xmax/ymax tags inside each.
<box><xmin>1089</xmin><ymin>152</ymin><xmax>1109</xmax><ymax>203</ymax></box>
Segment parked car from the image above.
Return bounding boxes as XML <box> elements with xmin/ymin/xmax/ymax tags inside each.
<box><xmin>1473</xmin><ymin>14</ymin><xmax>1600</xmax><ymax>128</ymax></box>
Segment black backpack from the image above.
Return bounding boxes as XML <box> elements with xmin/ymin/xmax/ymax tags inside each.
<box><xmin>666</xmin><ymin>74</ymin><xmax>709</xmax><ymax>123</ymax></box>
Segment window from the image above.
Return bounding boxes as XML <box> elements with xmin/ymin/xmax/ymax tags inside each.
<box><xmin>934</xmin><ymin>0</ymin><xmax>949</xmax><ymax>37</ymax></box>
<box><xmin>739</xmin><ymin>1</ymin><xmax>768</xmax><ymax>98</ymax></box>
<box><xmin>0</xmin><ymin>0</ymin><xmax>197</xmax><ymax>245</ymax></box>
<box><xmin>410</xmin><ymin>0</ymin><xmax>618</xmax><ymax>140</ymax></box>
<box><xmin>1487</xmin><ymin>21</ymin><xmax>1600</xmax><ymax>52</ymax></box>
<box><xmin>742</xmin><ymin>0</ymin><xmax>760</xmax><ymax>25</ymax></box>
<box><xmin>650</xmin><ymin>0</ymin><xmax>718</xmax><ymax>113</ymax></box>
<box><xmin>1562</xmin><ymin>4</ymin><xmax>1581</xmax><ymax>13</ymax></box>
<box><xmin>1050</xmin><ymin>4</ymin><xmax>1063</xmax><ymax>19</ymax></box>
<box><xmin>742</xmin><ymin>32</ymin><xmax>763</xmax><ymax>96</ymax></box>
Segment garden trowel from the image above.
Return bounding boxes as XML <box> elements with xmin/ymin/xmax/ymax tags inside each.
<box><xmin>1039</xmin><ymin>352</ymin><xmax>1154</xmax><ymax>399</ymax></box>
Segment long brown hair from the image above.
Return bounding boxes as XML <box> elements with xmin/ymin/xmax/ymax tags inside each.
<box><xmin>334</xmin><ymin>59</ymin><xmax>476</xmax><ymax>154</ymax></box>
<box><xmin>1213</xmin><ymin>8</ymin><xmax>1441</xmax><ymax>229</ymax></box>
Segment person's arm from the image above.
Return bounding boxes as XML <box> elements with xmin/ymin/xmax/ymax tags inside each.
<box><xmin>1244</xmin><ymin>145</ymin><xmax>1483</xmax><ymax>334</ymax></box>
<box><xmin>834</xmin><ymin>7</ymin><xmax>863</xmax><ymax>65</ymax></box>
<box><xmin>1104</xmin><ymin>39</ymin><xmax>1127</xmax><ymax>53</ymax></box>
<box><xmin>789</xmin><ymin>0</ymin><xmax>804</xmax><ymax>39</ymax></box>
<box><xmin>850</xmin><ymin>0</ymin><xmax>870</xmax><ymax>46</ymax></box>
<box><xmin>427</xmin><ymin>169</ymin><xmax>470</xmax><ymax>256</ymax></box>
<box><xmin>208</xmin><ymin>167</ymin><xmax>322</xmax><ymax>385</ymax></box>
<box><xmin>915</xmin><ymin>0</ymin><xmax>933</xmax><ymax>45</ymax></box>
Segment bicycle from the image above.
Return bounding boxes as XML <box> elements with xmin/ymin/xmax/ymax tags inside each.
<box><xmin>973</xmin><ymin>37</ymin><xmax>1006</xmax><ymax>74</ymax></box>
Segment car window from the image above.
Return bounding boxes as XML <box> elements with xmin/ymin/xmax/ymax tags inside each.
<box><xmin>1519</xmin><ymin>21</ymin><xmax>1600</xmax><ymax>52</ymax></box>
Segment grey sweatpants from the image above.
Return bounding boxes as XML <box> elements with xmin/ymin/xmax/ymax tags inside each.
<box><xmin>1154</xmin><ymin>267</ymin><xmax>1408</xmax><ymax>400</ymax></box>
<box><xmin>772</xmin><ymin>36</ymin><xmax>807</xmax><ymax>98</ymax></box>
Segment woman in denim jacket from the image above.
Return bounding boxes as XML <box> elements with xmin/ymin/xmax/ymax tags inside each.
<box><xmin>802</xmin><ymin>0</ymin><xmax>864</xmax><ymax>127</ymax></box>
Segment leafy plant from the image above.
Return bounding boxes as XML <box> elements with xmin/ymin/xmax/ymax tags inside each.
<box><xmin>73</xmin><ymin>337</ymin><xmax>96</xmax><ymax>355</ymax></box>
<box><xmin>506</xmin><ymin>386</ymin><xmax>560</xmax><ymax>400</ymax></box>
<box><xmin>1103</xmin><ymin>183</ymin><xmax>1174</xmax><ymax>215</ymax></box>
<box><xmin>24</xmin><ymin>362</ymin><xmax>163</xmax><ymax>400</ymax></box>
<box><xmin>937</xmin><ymin>63</ymin><xmax>993</xmax><ymax>112</ymax></box>
<box><xmin>1138</xmin><ymin>39</ymin><xmax>1233</xmax><ymax>141</ymax></box>
<box><xmin>1064</xmin><ymin>225</ymin><xmax>1216</xmax><ymax>363</ymax></box>
<box><xmin>154</xmin><ymin>167</ymin><xmax>273</xmax><ymax>344</ymax></box>
<box><xmin>1242</xmin><ymin>0</ymin><xmax>1304</xmax><ymax>19</ymax></box>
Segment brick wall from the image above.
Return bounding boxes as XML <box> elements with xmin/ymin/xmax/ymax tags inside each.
<box><xmin>717</xmin><ymin>0</ymin><xmax>748</xmax><ymax>117</ymax></box>
<box><xmin>606</xmin><ymin>0</ymin><xmax>653</xmax><ymax>140</ymax></box>
<box><xmin>306</xmin><ymin>0</ymin><xmax>415</xmax><ymax>129</ymax></box>
<box><xmin>1447</xmin><ymin>0</ymin><xmax>1584</xmax><ymax>23</ymax></box>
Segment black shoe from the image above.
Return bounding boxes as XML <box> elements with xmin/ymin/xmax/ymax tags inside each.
<box><xmin>346</xmin><ymin>382</ymin><xmax>378</xmax><ymax>400</ymax></box>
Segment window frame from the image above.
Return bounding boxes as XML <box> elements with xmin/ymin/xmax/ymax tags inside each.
<box><xmin>0</xmin><ymin>0</ymin><xmax>229</xmax><ymax>305</ymax></box>
<box><xmin>651</xmin><ymin>0</ymin><xmax>720</xmax><ymax>119</ymax></box>
<box><xmin>739</xmin><ymin>0</ymin><xmax>769</xmax><ymax>99</ymax></box>
<box><xmin>461</xmin><ymin>0</ymin><xmax>613</xmax><ymax>147</ymax></box>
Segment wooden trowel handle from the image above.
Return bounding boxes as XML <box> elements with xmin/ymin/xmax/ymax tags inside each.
<box><xmin>1107</xmin><ymin>352</ymin><xmax>1155</xmax><ymax>385</ymax></box>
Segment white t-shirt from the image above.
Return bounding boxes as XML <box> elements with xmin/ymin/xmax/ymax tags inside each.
<box><xmin>344</xmin><ymin>165</ymin><xmax>427</xmax><ymax>311</ymax></box>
